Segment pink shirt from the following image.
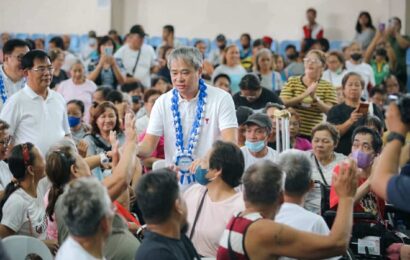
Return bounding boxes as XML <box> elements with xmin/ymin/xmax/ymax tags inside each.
<box><xmin>57</xmin><ymin>78</ymin><xmax>97</xmax><ymax>124</ymax></box>
<box><xmin>183</xmin><ymin>184</ymin><xmax>245</xmax><ymax>257</ymax></box>
<box><xmin>294</xmin><ymin>136</ymin><xmax>312</xmax><ymax>151</ymax></box>
<box><xmin>44</xmin><ymin>189</ymin><xmax>58</xmax><ymax>240</ymax></box>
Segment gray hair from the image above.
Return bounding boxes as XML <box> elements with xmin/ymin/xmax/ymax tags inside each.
<box><xmin>167</xmin><ymin>46</ymin><xmax>203</xmax><ymax>71</ymax></box>
<box><xmin>278</xmin><ymin>149</ymin><xmax>312</xmax><ymax>196</ymax></box>
<box><xmin>254</xmin><ymin>48</ymin><xmax>272</xmax><ymax>71</ymax></box>
<box><xmin>46</xmin><ymin>138</ymin><xmax>78</xmax><ymax>158</ymax></box>
<box><xmin>61</xmin><ymin>177</ymin><xmax>114</xmax><ymax>237</ymax></box>
<box><xmin>242</xmin><ymin>160</ymin><xmax>284</xmax><ymax>206</ymax></box>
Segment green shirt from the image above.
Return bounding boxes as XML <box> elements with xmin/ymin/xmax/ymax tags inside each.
<box><xmin>370</xmin><ymin>60</ymin><xmax>390</xmax><ymax>85</ymax></box>
<box><xmin>388</xmin><ymin>35</ymin><xmax>410</xmax><ymax>75</ymax></box>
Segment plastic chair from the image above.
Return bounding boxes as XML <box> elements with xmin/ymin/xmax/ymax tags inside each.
<box><xmin>15</xmin><ymin>33</ymin><xmax>29</xmax><ymax>40</ymax></box>
<box><xmin>2</xmin><ymin>235</ymin><xmax>53</xmax><ymax>260</ymax></box>
<box><xmin>31</xmin><ymin>33</ymin><xmax>46</xmax><ymax>40</ymax></box>
<box><xmin>176</xmin><ymin>37</ymin><xmax>190</xmax><ymax>46</ymax></box>
<box><xmin>329</xmin><ymin>40</ymin><xmax>345</xmax><ymax>51</ymax></box>
<box><xmin>148</xmin><ymin>36</ymin><xmax>162</xmax><ymax>49</ymax></box>
<box><xmin>152</xmin><ymin>159</ymin><xmax>166</xmax><ymax>171</ymax></box>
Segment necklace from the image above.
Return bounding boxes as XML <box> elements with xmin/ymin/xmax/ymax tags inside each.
<box><xmin>0</xmin><ymin>73</ymin><xmax>8</xmax><ymax>104</ymax></box>
<box><xmin>171</xmin><ymin>79</ymin><xmax>207</xmax><ymax>185</ymax></box>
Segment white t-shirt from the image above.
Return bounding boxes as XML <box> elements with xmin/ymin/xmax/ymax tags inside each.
<box><xmin>241</xmin><ymin>146</ymin><xmax>278</xmax><ymax>171</ymax></box>
<box><xmin>183</xmin><ymin>184</ymin><xmax>245</xmax><ymax>257</ymax></box>
<box><xmin>1</xmin><ymin>188</ymin><xmax>47</xmax><ymax>239</ymax></box>
<box><xmin>275</xmin><ymin>203</ymin><xmax>337</xmax><ymax>260</ymax></box>
<box><xmin>146</xmin><ymin>85</ymin><xmax>238</xmax><ymax>167</ymax></box>
<box><xmin>0</xmin><ymin>66</ymin><xmax>25</xmax><ymax>112</ymax></box>
<box><xmin>346</xmin><ymin>61</ymin><xmax>376</xmax><ymax>99</ymax></box>
<box><xmin>0</xmin><ymin>85</ymin><xmax>70</xmax><ymax>156</ymax></box>
<box><xmin>0</xmin><ymin>160</ymin><xmax>12</xmax><ymax>191</ymax></box>
<box><xmin>136</xmin><ymin>114</ymin><xmax>149</xmax><ymax>137</ymax></box>
<box><xmin>56</xmin><ymin>236</ymin><xmax>106</xmax><ymax>260</ymax></box>
<box><xmin>322</xmin><ymin>69</ymin><xmax>348</xmax><ymax>88</ymax></box>
<box><xmin>114</xmin><ymin>44</ymin><xmax>156</xmax><ymax>88</ymax></box>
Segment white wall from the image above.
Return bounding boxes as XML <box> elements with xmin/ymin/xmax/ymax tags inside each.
<box><xmin>124</xmin><ymin>0</ymin><xmax>406</xmax><ymax>41</ymax></box>
<box><xmin>0</xmin><ymin>0</ymin><xmax>406</xmax><ymax>42</ymax></box>
<box><xmin>0</xmin><ymin>0</ymin><xmax>111</xmax><ymax>35</ymax></box>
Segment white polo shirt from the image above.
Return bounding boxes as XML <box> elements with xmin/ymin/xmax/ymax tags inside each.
<box><xmin>0</xmin><ymin>85</ymin><xmax>70</xmax><ymax>156</ymax></box>
<box><xmin>114</xmin><ymin>44</ymin><xmax>156</xmax><ymax>88</ymax></box>
<box><xmin>0</xmin><ymin>66</ymin><xmax>25</xmax><ymax>111</ymax></box>
<box><xmin>146</xmin><ymin>85</ymin><xmax>238</xmax><ymax>166</ymax></box>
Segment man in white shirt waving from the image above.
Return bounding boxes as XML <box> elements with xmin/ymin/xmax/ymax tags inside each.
<box><xmin>0</xmin><ymin>50</ymin><xmax>70</xmax><ymax>156</ymax></box>
<box><xmin>138</xmin><ymin>46</ymin><xmax>238</xmax><ymax>188</ymax></box>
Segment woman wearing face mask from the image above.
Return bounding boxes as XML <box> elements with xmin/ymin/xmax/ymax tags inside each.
<box><xmin>183</xmin><ymin>141</ymin><xmax>245</xmax><ymax>258</ymax></box>
<box><xmin>212</xmin><ymin>45</ymin><xmax>247</xmax><ymax>94</ymax></box>
<box><xmin>57</xmin><ymin>60</ymin><xmax>97</xmax><ymax>124</ymax></box>
<box><xmin>66</xmin><ymin>100</ymin><xmax>91</xmax><ymax>145</ymax></box>
<box><xmin>327</xmin><ymin>72</ymin><xmax>384</xmax><ymax>155</ymax></box>
<box><xmin>87</xmin><ymin>36</ymin><xmax>125</xmax><ymax>89</ymax></box>
<box><xmin>304</xmin><ymin>123</ymin><xmax>346</xmax><ymax>214</ymax></box>
<box><xmin>322</xmin><ymin>51</ymin><xmax>348</xmax><ymax>88</ymax></box>
<box><xmin>240</xmin><ymin>113</ymin><xmax>278</xmax><ymax>171</ymax></box>
<box><xmin>280</xmin><ymin>49</ymin><xmax>337</xmax><ymax>140</ymax></box>
<box><xmin>345</xmin><ymin>42</ymin><xmax>375</xmax><ymax>99</ymax></box>
<box><xmin>0</xmin><ymin>143</ymin><xmax>58</xmax><ymax>254</ymax></box>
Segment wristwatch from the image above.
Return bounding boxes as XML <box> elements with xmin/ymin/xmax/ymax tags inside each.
<box><xmin>386</xmin><ymin>132</ymin><xmax>406</xmax><ymax>145</ymax></box>
<box><xmin>100</xmin><ymin>151</ymin><xmax>110</xmax><ymax>165</ymax></box>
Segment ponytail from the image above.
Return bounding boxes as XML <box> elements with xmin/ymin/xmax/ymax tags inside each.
<box><xmin>46</xmin><ymin>185</ymin><xmax>64</xmax><ymax>221</ymax></box>
<box><xmin>0</xmin><ymin>181</ymin><xmax>20</xmax><ymax>221</ymax></box>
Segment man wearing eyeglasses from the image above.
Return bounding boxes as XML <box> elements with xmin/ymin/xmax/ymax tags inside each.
<box><xmin>0</xmin><ymin>50</ymin><xmax>70</xmax><ymax>156</ymax></box>
<box><xmin>0</xmin><ymin>39</ymin><xmax>30</xmax><ymax>111</ymax></box>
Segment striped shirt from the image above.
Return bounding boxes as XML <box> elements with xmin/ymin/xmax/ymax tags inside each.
<box><xmin>217</xmin><ymin>212</ymin><xmax>263</xmax><ymax>260</ymax></box>
<box><xmin>280</xmin><ymin>76</ymin><xmax>337</xmax><ymax>136</ymax></box>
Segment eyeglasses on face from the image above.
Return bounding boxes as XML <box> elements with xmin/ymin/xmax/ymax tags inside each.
<box><xmin>31</xmin><ymin>66</ymin><xmax>55</xmax><ymax>73</ymax></box>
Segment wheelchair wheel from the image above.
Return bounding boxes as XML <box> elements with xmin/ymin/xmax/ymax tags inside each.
<box><xmin>338</xmin><ymin>248</ymin><xmax>356</xmax><ymax>260</ymax></box>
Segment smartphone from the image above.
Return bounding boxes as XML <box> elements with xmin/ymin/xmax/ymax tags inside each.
<box><xmin>357</xmin><ymin>103</ymin><xmax>369</xmax><ymax>114</ymax></box>
<box><xmin>378</xmin><ymin>23</ymin><xmax>385</xmax><ymax>32</ymax></box>
<box><xmin>104</xmin><ymin>47</ymin><xmax>113</xmax><ymax>56</ymax></box>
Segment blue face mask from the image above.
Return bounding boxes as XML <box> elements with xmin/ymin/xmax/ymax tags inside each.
<box><xmin>68</xmin><ymin>116</ymin><xmax>81</xmax><ymax>128</ymax></box>
<box><xmin>194</xmin><ymin>166</ymin><xmax>210</xmax><ymax>186</ymax></box>
<box><xmin>245</xmin><ymin>140</ymin><xmax>265</xmax><ymax>153</ymax></box>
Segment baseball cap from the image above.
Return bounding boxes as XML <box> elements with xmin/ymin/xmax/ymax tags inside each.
<box><xmin>236</xmin><ymin>106</ymin><xmax>254</xmax><ymax>125</ymax></box>
<box><xmin>244</xmin><ymin>113</ymin><xmax>272</xmax><ymax>131</ymax></box>
<box><xmin>216</xmin><ymin>34</ymin><xmax>226</xmax><ymax>42</ymax></box>
<box><xmin>129</xmin><ymin>25</ymin><xmax>147</xmax><ymax>37</ymax></box>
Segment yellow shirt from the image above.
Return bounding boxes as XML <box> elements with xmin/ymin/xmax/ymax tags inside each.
<box><xmin>280</xmin><ymin>76</ymin><xmax>337</xmax><ymax>136</ymax></box>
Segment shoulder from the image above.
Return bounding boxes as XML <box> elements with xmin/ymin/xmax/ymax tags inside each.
<box><xmin>183</xmin><ymin>184</ymin><xmax>205</xmax><ymax>200</ymax></box>
<box><xmin>207</xmin><ymin>85</ymin><xmax>231</xmax><ymax>100</ymax></box>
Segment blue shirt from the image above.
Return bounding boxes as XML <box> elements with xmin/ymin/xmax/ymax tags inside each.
<box><xmin>387</xmin><ymin>164</ymin><xmax>410</xmax><ymax>213</ymax></box>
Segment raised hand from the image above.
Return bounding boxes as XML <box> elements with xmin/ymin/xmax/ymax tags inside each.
<box><xmin>333</xmin><ymin>159</ymin><xmax>358</xmax><ymax>199</ymax></box>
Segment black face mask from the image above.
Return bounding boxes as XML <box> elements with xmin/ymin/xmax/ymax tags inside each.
<box><xmin>351</xmin><ymin>53</ymin><xmax>363</xmax><ymax>61</ymax></box>
<box><xmin>219</xmin><ymin>44</ymin><xmax>226</xmax><ymax>50</ymax></box>
<box><xmin>287</xmin><ymin>53</ymin><xmax>297</xmax><ymax>60</ymax></box>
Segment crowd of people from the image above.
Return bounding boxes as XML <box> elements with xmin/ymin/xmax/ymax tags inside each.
<box><xmin>0</xmin><ymin>7</ymin><xmax>409</xmax><ymax>260</ymax></box>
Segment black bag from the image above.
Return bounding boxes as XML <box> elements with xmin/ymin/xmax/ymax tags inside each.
<box><xmin>314</xmin><ymin>155</ymin><xmax>331</xmax><ymax>214</ymax></box>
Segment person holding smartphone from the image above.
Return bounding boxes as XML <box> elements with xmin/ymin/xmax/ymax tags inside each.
<box><xmin>87</xmin><ymin>36</ymin><xmax>125</xmax><ymax>89</ymax></box>
<box><xmin>327</xmin><ymin>72</ymin><xmax>384</xmax><ymax>155</ymax></box>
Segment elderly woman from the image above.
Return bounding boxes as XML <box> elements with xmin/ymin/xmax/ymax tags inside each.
<box><xmin>304</xmin><ymin>123</ymin><xmax>347</xmax><ymax>214</ymax></box>
<box><xmin>280</xmin><ymin>49</ymin><xmax>337</xmax><ymax>139</ymax></box>
<box><xmin>212</xmin><ymin>44</ymin><xmax>247</xmax><ymax>94</ymax></box>
<box><xmin>327</xmin><ymin>72</ymin><xmax>384</xmax><ymax>155</ymax></box>
<box><xmin>47</xmin><ymin>116</ymin><xmax>139</xmax><ymax>259</ymax></box>
<box><xmin>184</xmin><ymin>141</ymin><xmax>245</xmax><ymax>257</ymax></box>
<box><xmin>0</xmin><ymin>143</ymin><xmax>58</xmax><ymax>253</ymax></box>
<box><xmin>254</xmin><ymin>48</ymin><xmax>283</xmax><ymax>92</ymax></box>
<box><xmin>57</xmin><ymin>60</ymin><xmax>97</xmax><ymax>124</ymax></box>
<box><xmin>87</xmin><ymin>35</ymin><xmax>125</xmax><ymax>89</ymax></box>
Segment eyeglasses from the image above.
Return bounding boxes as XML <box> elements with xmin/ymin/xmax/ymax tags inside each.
<box><xmin>0</xmin><ymin>136</ymin><xmax>13</xmax><ymax>148</ymax></box>
<box><xmin>303</xmin><ymin>58</ymin><xmax>322</xmax><ymax>65</ymax></box>
<box><xmin>31</xmin><ymin>66</ymin><xmax>55</xmax><ymax>73</ymax></box>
